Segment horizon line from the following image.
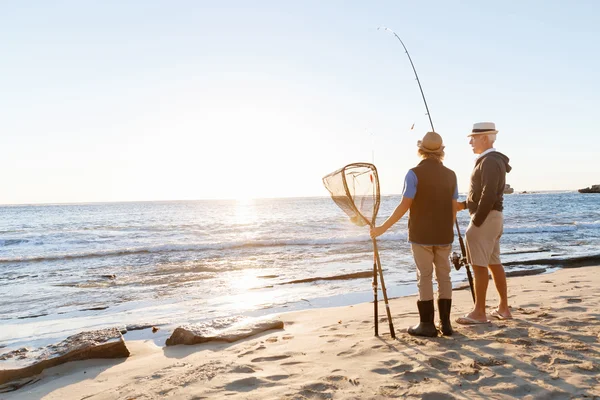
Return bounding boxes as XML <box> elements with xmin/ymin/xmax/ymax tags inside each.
<box><xmin>0</xmin><ymin>189</ymin><xmax>579</xmax><ymax>207</ymax></box>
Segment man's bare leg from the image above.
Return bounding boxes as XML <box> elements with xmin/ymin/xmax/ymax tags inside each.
<box><xmin>464</xmin><ymin>265</ymin><xmax>489</xmax><ymax>322</ymax></box>
<box><xmin>489</xmin><ymin>263</ymin><xmax>512</xmax><ymax>318</ymax></box>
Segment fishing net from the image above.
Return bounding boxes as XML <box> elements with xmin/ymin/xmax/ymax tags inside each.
<box><xmin>322</xmin><ymin>163</ymin><xmax>380</xmax><ymax>227</ymax></box>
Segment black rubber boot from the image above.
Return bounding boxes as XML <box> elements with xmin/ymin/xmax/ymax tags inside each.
<box><xmin>408</xmin><ymin>300</ymin><xmax>438</xmax><ymax>337</ymax></box>
<box><xmin>437</xmin><ymin>298</ymin><xmax>453</xmax><ymax>336</ymax></box>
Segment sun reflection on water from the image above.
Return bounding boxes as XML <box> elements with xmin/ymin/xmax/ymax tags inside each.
<box><xmin>234</xmin><ymin>197</ymin><xmax>258</xmax><ymax>225</ymax></box>
<box><xmin>228</xmin><ymin>269</ymin><xmax>280</xmax><ymax>311</ymax></box>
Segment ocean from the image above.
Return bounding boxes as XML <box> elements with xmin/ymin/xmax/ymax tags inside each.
<box><xmin>1</xmin><ymin>192</ymin><xmax>599</xmax><ymax>355</ymax></box>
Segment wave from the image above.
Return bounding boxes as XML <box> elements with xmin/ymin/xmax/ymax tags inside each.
<box><xmin>0</xmin><ymin>239</ymin><xmax>29</xmax><ymax>247</ymax></box>
<box><xmin>279</xmin><ymin>271</ymin><xmax>373</xmax><ymax>285</ymax></box>
<box><xmin>0</xmin><ymin>233</ymin><xmax>389</xmax><ymax>264</ymax></box>
<box><xmin>501</xmin><ymin>247</ymin><xmax>550</xmax><ymax>255</ymax></box>
<box><xmin>504</xmin><ymin>221</ymin><xmax>600</xmax><ymax>234</ymax></box>
<box><xmin>504</xmin><ymin>253</ymin><xmax>600</xmax><ymax>268</ymax></box>
<box><xmin>0</xmin><ymin>220</ymin><xmax>595</xmax><ymax>264</ymax></box>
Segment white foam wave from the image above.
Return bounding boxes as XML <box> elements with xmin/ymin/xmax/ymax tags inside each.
<box><xmin>575</xmin><ymin>221</ymin><xmax>600</xmax><ymax>229</ymax></box>
<box><xmin>504</xmin><ymin>221</ymin><xmax>600</xmax><ymax>234</ymax></box>
<box><xmin>0</xmin><ymin>232</ymin><xmax>405</xmax><ymax>264</ymax></box>
<box><xmin>0</xmin><ymin>239</ymin><xmax>29</xmax><ymax>247</ymax></box>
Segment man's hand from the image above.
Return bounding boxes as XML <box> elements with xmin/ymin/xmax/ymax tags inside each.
<box><xmin>457</xmin><ymin>201</ymin><xmax>467</xmax><ymax>211</ymax></box>
<box><xmin>370</xmin><ymin>226</ymin><xmax>385</xmax><ymax>239</ymax></box>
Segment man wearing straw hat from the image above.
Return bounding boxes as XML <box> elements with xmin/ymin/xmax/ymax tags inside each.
<box><xmin>456</xmin><ymin>122</ymin><xmax>513</xmax><ymax>325</ymax></box>
<box><xmin>371</xmin><ymin>131</ymin><xmax>458</xmax><ymax>337</ymax></box>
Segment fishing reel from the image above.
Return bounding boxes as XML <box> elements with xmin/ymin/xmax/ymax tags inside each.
<box><xmin>450</xmin><ymin>251</ymin><xmax>467</xmax><ymax>271</ymax></box>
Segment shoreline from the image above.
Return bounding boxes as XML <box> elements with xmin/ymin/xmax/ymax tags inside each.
<box><xmin>2</xmin><ymin>265</ymin><xmax>599</xmax><ymax>399</ymax></box>
<box><xmin>0</xmin><ymin>262</ymin><xmax>567</xmax><ymax>357</ymax></box>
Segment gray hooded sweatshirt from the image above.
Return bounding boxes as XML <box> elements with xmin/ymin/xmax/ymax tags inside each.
<box><xmin>466</xmin><ymin>151</ymin><xmax>512</xmax><ymax>227</ymax></box>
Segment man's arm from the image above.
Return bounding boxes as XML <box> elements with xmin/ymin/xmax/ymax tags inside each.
<box><xmin>370</xmin><ymin>170</ymin><xmax>416</xmax><ymax>238</ymax></box>
<box><xmin>452</xmin><ymin>199</ymin><xmax>458</xmax><ymax>223</ymax></box>
<box><xmin>370</xmin><ymin>197</ymin><xmax>412</xmax><ymax>238</ymax></box>
<box><xmin>451</xmin><ymin>176</ymin><xmax>459</xmax><ymax>220</ymax></box>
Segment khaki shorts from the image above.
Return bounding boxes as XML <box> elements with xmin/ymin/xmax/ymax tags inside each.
<box><xmin>465</xmin><ymin>210</ymin><xmax>503</xmax><ymax>267</ymax></box>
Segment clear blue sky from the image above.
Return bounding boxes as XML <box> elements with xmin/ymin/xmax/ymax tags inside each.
<box><xmin>1</xmin><ymin>1</ymin><xmax>599</xmax><ymax>204</ymax></box>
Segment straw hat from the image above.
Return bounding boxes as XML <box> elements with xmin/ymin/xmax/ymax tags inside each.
<box><xmin>468</xmin><ymin>122</ymin><xmax>499</xmax><ymax>136</ymax></box>
<box><xmin>417</xmin><ymin>131</ymin><xmax>444</xmax><ymax>154</ymax></box>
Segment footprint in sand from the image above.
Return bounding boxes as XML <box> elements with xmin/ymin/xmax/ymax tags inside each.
<box><xmin>552</xmin><ymin>316</ymin><xmax>589</xmax><ymax>327</ymax></box>
<box><xmin>452</xmin><ymin>364</ymin><xmax>480</xmax><ymax>380</ymax></box>
<box><xmin>550</xmin><ymin>356</ymin><xmax>579</xmax><ymax>366</ymax></box>
<box><xmin>285</xmin><ymin>381</ymin><xmax>339</xmax><ymax>399</ymax></box>
<box><xmin>535</xmin><ymin>311</ymin><xmax>556</xmax><ymax>319</ymax></box>
<box><xmin>554</xmin><ymin>306</ymin><xmax>587</xmax><ymax>313</ymax></box>
<box><xmin>372</xmin><ymin>361</ymin><xmax>413</xmax><ymax>375</ymax></box>
<box><xmin>552</xmin><ymin>341</ymin><xmax>589</xmax><ymax>352</ymax></box>
<box><xmin>281</xmin><ymin>361</ymin><xmax>304</xmax><ymax>366</ymax></box>
<box><xmin>282</xmin><ymin>334</ymin><xmax>293</xmax><ymax>340</ymax></box>
<box><xmin>321</xmin><ymin>333</ymin><xmax>354</xmax><ymax>343</ymax></box>
<box><xmin>532</xmin><ymin>354</ymin><xmax>551</xmax><ymax>364</ymax></box>
<box><xmin>229</xmin><ymin>364</ymin><xmax>261</xmax><ymax>373</ymax></box>
<box><xmin>250</xmin><ymin>355</ymin><xmax>291</xmax><ymax>362</ymax></box>
<box><xmin>265</xmin><ymin>374</ymin><xmax>291</xmax><ymax>381</ymax></box>
<box><xmin>399</xmin><ymin>369</ymin><xmax>433</xmax><ymax>383</ymax></box>
<box><xmin>516</xmin><ymin>307</ymin><xmax>536</xmax><ymax>315</ymax></box>
<box><xmin>420</xmin><ymin>392</ymin><xmax>456</xmax><ymax>400</ymax></box>
<box><xmin>325</xmin><ymin>375</ymin><xmax>347</xmax><ymax>382</ymax></box>
<box><xmin>223</xmin><ymin>376</ymin><xmax>276</xmax><ymax>392</ymax></box>
<box><xmin>377</xmin><ymin>384</ymin><xmax>408</xmax><ymax>398</ymax></box>
<box><xmin>473</xmin><ymin>357</ymin><xmax>506</xmax><ymax>367</ymax></box>
<box><xmin>567</xmin><ymin>298</ymin><xmax>582</xmax><ymax>304</ymax></box>
<box><xmin>576</xmin><ymin>361</ymin><xmax>600</xmax><ymax>373</ymax></box>
<box><xmin>237</xmin><ymin>345</ymin><xmax>267</xmax><ymax>358</ymax></box>
<box><xmin>442</xmin><ymin>351</ymin><xmax>462</xmax><ymax>360</ymax></box>
<box><xmin>300</xmin><ymin>382</ymin><xmax>338</xmax><ymax>393</ymax></box>
<box><xmin>265</xmin><ymin>337</ymin><xmax>278</xmax><ymax>343</ymax></box>
<box><xmin>520</xmin><ymin>303</ymin><xmax>541</xmax><ymax>308</ymax></box>
<box><xmin>428</xmin><ymin>357</ymin><xmax>451</xmax><ymax>370</ymax></box>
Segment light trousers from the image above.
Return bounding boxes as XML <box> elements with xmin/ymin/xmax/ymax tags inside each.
<box><xmin>410</xmin><ymin>243</ymin><xmax>453</xmax><ymax>301</ymax></box>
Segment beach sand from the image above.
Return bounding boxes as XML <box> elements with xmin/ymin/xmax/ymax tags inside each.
<box><xmin>3</xmin><ymin>266</ymin><xmax>600</xmax><ymax>400</ymax></box>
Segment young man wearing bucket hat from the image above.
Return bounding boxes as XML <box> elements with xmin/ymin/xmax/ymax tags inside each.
<box><xmin>456</xmin><ymin>122</ymin><xmax>513</xmax><ymax>325</ymax></box>
<box><xmin>371</xmin><ymin>131</ymin><xmax>458</xmax><ymax>337</ymax></box>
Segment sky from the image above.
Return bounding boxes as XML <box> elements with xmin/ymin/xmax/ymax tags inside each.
<box><xmin>1</xmin><ymin>1</ymin><xmax>599</xmax><ymax>204</ymax></box>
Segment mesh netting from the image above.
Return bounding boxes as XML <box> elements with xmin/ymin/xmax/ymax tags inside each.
<box><xmin>322</xmin><ymin>163</ymin><xmax>380</xmax><ymax>227</ymax></box>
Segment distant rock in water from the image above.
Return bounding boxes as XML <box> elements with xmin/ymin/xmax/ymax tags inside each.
<box><xmin>166</xmin><ymin>319</ymin><xmax>284</xmax><ymax>346</ymax></box>
<box><xmin>578</xmin><ymin>184</ymin><xmax>600</xmax><ymax>193</ymax></box>
<box><xmin>0</xmin><ymin>328</ymin><xmax>129</xmax><ymax>388</ymax></box>
<box><xmin>504</xmin><ymin>184</ymin><xmax>514</xmax><ymax>194</ymax></box>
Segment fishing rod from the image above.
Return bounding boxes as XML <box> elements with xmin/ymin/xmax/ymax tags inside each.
<box><xmin>379</xmin><ymin>26</ymin><xmax>476</xmax><ymax>303</ymax></box>
<box><xmin>378</xmin><ymin>26</ymin><xmax>434</xmax><ymax>132</ymax></box>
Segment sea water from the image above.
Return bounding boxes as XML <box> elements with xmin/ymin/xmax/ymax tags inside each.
<box><xmin>1</xmin><ymin>192</ymin><xmax>599</xmax><ymax>353</ymax></box>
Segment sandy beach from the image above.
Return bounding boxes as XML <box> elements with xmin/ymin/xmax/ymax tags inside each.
<box><xmin>3</xmin><ymin>265</ymin><xmax>599</xmax><ymax>400</ymax></box>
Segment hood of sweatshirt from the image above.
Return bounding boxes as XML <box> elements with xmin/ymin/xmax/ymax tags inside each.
<box><xmin>476</xmin><ymin>151</ymin><xmax>512</xmax><ymax>173</ymax></box>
